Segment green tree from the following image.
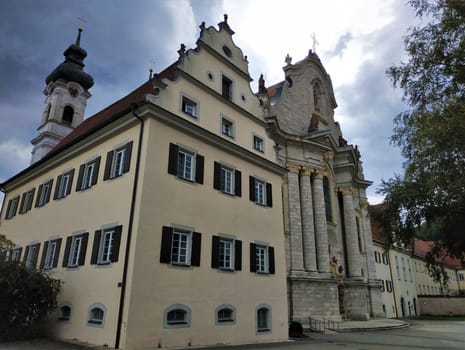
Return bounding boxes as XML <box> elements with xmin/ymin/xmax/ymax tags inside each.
<box><xmin>0</xmin><ymin>237</ymin><xmax>62</xmax><ymax>340</ymax></box>
<box><xmin>376</xmin><ymin>0</ymin><xmax>465</xmax><ymax>267</ymax></box>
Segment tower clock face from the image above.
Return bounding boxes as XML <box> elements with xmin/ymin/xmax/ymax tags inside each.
<box><xmin>68</xmin><ymin>86</ymin><xmax>78</xmax><ymax>97</ymax></box>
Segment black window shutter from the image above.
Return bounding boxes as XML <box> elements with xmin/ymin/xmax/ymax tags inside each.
<box><xmin>62</xmin><ymin>236</ymin><xmax>72</xmax><ymax>267</ymax></box>
<box><xmin>31</xmin><ymin>243</ymin><xmax>40</xmax><ymax>267</ymax></box>
<box><xmin>45</xmin><ymin>179</ymin><xmax>53</xmax><ymax>204</ymax></box>
<box><xmin>76</xmin><ymin>164</ymin><xmax>85</xmax><ymax>191</ymax></box>
<box><xmin>23</xmin><ymin>245</ymin><xmax>30</xmax><ymax>263</ymax></box>
<box><xmin>111</xmin><ymin>225</ymin><xmax>123</xmax><ymax>263</ymax></box>
<box><xmin>19</xmin><ymin>192</ymin><xmax>27</xmax><ymax>213</ymax></box>
<box><xmin>266</xmin><ymin>182</ymin><xmax>273</xmax><ymax>207</ymax></box>
<box><xmin>79</xmin><ymin>232</ymin><xmax>89</xmax><ymax>266</ymax></box>
<box><xmin>168</xmin><ymin>143</ymin><xmax>179</xmax><ymax>175</ymax></box>
<box><xmin>211</xmin><ymin>235</ymin><xmax>220</xmax><ymax>268</ymax></box>
<box><xmin>91</xmin><ymin>156</ymin><xmax>101</xmax><ymax>186</ymax></box>
<box><xmin>235</xmin><ymin>170</ymin><xmax>242</xmax><ymax>197</ymax></box>
<box><xmin>53</xmin><ymin>238</ymin><xmax>62</xmax><ymax>268</ymax></box>
<box><xmin>268</xmin><ymin>246</ymin><xmax>275</xmax><ymax>274</ymax></box>
<box><xmin>54</xmin><ymin>175</ymin><xmax>62</xmax><ymax>199</ymax></box>
<box><xmin>250</xmin><ymin>243</ymin><xmax>257</xmax><ymax>272</ymax></box>
<box><xmin>5</xmin><ymin>200</ymin><xmax>12</xmax><ymax>219</ymax></box>
<box><xmin>103</xmin><ymin>150</ymin><xmax>114</xmax><ymax>180</ymax></box>
<box><xmin>27</xmin><ymin>188</ymin><xmax>35</xmax><ymax>211</ymax></box>
<box><xmin>123</xmin><ymin>141</ymin><xmax>133</xmax><ymax>173</ymax></box>
<box><xmin>66</xmin><ymin>169</ymin><xmax>75</xmax><ymax>195</ymax></box>
<box><xmin>195</xmin><ymin>154</ymin><xmax>204</xmax><ymax>184</ymax></box>
<box><xmin>235</xmin><ymin>240</ymin><xmax>242</xmax><ymax>271</ymax></box>
<box><xmin>35</xmin><ymin>184</ymin><xmax>43</xmax><ymax>207</ymax></box>
<box><xmin>91</xmin><ymin>230</ymin><xmax>102</xmax><ymax>265</ymax></box>
<box><xmin>191</xmin><ymin>232</ymin><xmax>202</xmax><ymax>266</ymax></box>
<box><xmin>160</xmin><ymin>226</ymin><xmax>173</xmax><ymax>263</ymax></box>
<box><xmin>12</xmin><ymin>197</ymin><xmax>19</xmax><ymax>216</ymax></box>
<box><xmin>249</xmin><ymin>176</ymin><xmax>256</xmax><ymax>202</ymax></box>
<box><xmin>213</xmin><ymin>162</ymin><xmax>221</xmax><ymax>190</ymax></box>
<box><xmin>40</xmin><ymin>241</ymin><xmax>49</xmax><ymax>269</ymax></box>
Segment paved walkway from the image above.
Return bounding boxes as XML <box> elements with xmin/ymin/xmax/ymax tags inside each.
<box><xmin>0</xmin><ymin>318</ymin><xmax>409</xmax><ymax>350</ymax></box>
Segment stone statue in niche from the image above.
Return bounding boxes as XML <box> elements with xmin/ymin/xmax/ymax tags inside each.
<box><xmin>330</xmin><ymin>256</ymin><xmax>344</xmax><ymax>283</ymax></box>
<box><xmin>308</xmin><ymin>112</ymin><xmax>319</xmax><ymax>132</ymax></box>
<box><xmin>313</xmin><ymin>82</ymin><xmax>321</xmax><ymax>112</ymax></box>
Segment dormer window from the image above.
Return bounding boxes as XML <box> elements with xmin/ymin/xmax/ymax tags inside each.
<box><xmin>62</xmin><ymin>106</ymin><xmax>74</xmax><ymax>124</ymax></box>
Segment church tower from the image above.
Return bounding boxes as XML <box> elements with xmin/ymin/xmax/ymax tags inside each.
<box><xmin>30</xmin><ymin>28</ymin><xmax>94</xmax><ymax>164</ymax></box>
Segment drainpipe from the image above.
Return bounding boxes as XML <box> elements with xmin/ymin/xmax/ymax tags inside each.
<box><xmin>115</xmin><ymin>104</ymin><xmax>144</xmax><ymax>349</ymax></box>
<box><xmin>387</xmin><ymin>251</ymin><xmax>400</xmax><ymax>318</ymax></box>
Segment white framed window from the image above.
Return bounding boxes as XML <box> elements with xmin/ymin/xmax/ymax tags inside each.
<box><xmin>10</xmin><ymin>247</ymin><xmax>22</xmax><ymax>262</ymax></box>
<box><xmin>216</xmin><ymin>305</ymin><xmax>236</xmax><ymax>325</ymax></box>
<box><xmin>255</xmin><ymin>179</ymin><xmax>266</xmax><ymax>205</ymax></box>
<box><xmin>221</xmin><ymin>117</ymin><xmax>234</xmax><ymax>138</ymax></box>
<box><xmin>54</xmin><ymin>169</ymin><xmax>74</xmax><ymax>200</ymax></box>
<box><xmin>253</xmin><ymin>135</ymin><xmax>264</xmax><ymax>152</ymax></box>
<box><xmin>87</xmin><ymin>303</ymin><xmax>106</xmax><ymax>326</ymax></box>
<box><xmin>104</xmin><ymin>142</ymin><xmax>133</xmax><ymax>180</ymax></box>
<box><xmin>256</xmin><ymin>305</ymin><xmax>271</xmax><ymax>333</ymax></box>
<box><xmin>178</xmin><ymin>149</ymin><xmax>194</xmax><ymax>181</ymax></box>
<box><xmin>64</xmin><ymin>232</ymin><xmax>88</xmax><ymax>268</ymax></box>
<box><xmin>5</xmin><ymin>195</ymin><xmax>20</xmax><ymax>219</ymax></box>
<box><xmin>256</xmin><ymin>245</ymin><xmax>268</xmax><ymax>273</ymax></box>
<box><xmin>36</xmin><ymin>180</ymin><xmax>52</xmax><ymax>207</ymax></box>
<box><xmin>25</xmin><ymin>243</ymin><xmax>40</xmax><ymax>269</ymax></box>
<box><xmin>249</xmin><ymin>176</ymin><xmax>272</xmax><ymax>207</ymax></box>
<box><xmin>382</xmin><ymin>253</ymin><xmax>389</xmax><ymax>265</ymax></box>
<box><xmin>181</xmin><ymin>96</ymin><xmax>198</xmax><ymax>118</ymax></box>
<box><xmin>164</xmin><ymin>304</ymin><xmax>191</xmax><ymax>328</ymax></box>
<box><xmin>250</xmin><ymin>243</ymin><xmax>275</xmax><ymax>274</ymax></box>
<box><xmin>19</xmin><ymin>188</ymin><xmax>35</xmax><ymax>214</ymax></box>
<box><xmin>43</xmin><ymin>240</ymin><xmax>58</xmax><ymax>269</ymax></box>
<box><xmin>168</xmin><ymin>143</ymin><xmax>204</xmax><ymax>184</ymax></box>
<box><xmin>374</xmin><ymin>251</ymin><xmax>381</xmax><ymax>263</ymax></box>
<box><xmin>219</xmin><ymin>239</ymin><xmax>233</xmax><ymax>270</ymax></box>
<box><xmin>76</xmin><ymin>157</ymin><xmax>101</xmax><ymax>191</ymax></box>
<box><xmin>213</xmin><ymin>162</ymin><xmax>241</xmax><ymax>197</ymax></box>
<box><xmin>171</xmin><ymin>229</ymin><xmax>190</xmax><ymax>265</ymax></box>
<box><xmin>221</xmin><ymin>166</ymin><xmax>234</xmax><ymax>194</ymax></box>
<box><xmin>91</xmin><ymin>226</ymin><xmax>122</xmax><ymax>265</ymax></box>
<box><xmin>211</xmin><ymin>235</ymin><xmax>242</xmax><ymax>271</ymax></box>
<box><xmin>160</xmin><ymin>226</ymin><xmax>202</xmax><ymax>267</ymax></box>
<box><xmin>395</xmin><ymin>256</ymin><xmax>400</xmax><ymax>280</ymax></box>
<box><xmin>70</xmin><ymin>236</ymin><xmax>83</xmax><ymax>267</ymax></box>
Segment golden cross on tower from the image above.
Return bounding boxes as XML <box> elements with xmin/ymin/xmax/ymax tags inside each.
<box><xmin>77</xmin><ymin>16</ymin><xmax>87</xmax><ymax>30</ymax></box>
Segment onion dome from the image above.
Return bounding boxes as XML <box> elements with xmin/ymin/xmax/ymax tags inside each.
<box><xmin>45</xmin><ymin>28</ymin><xmax>94</xmax><ymax>89</ymax></box>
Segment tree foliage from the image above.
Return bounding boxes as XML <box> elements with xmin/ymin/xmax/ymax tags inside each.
<box><xmin>376</xmin><ymin>0</ymin><xmax>465</xmax><ymax>266</ymax></box>
<box><xmin>0</xmin><ymin>238</ymin><xmax>62</xmax><ymax>340</ymax></box>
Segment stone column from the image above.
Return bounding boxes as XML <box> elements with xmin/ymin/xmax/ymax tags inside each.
<box><xmin>361</xmin><ymin>201</ymin><xmax>377</xmax><ymax>281</ymax></box>
<box><xmin>287</xmin><ymin>163</ymin><xmax>304</xmax><ymax>271</ymax></box>
<box><xmin>299</xmin><ymin>166</ymin><xmax>317</xmax><ymax>271</ymax></box>
<box><xmin>341</xmin><ymin>187</ymin><xmax>362</xmax><ymax>277</ymax></box>
<box><xmin>312</xmin><ymin>172</ymin><xmax>329</xmax><ymax>273</ymax></box>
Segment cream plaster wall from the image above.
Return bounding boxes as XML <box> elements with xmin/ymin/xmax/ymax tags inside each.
<box><xmin>123</xmin><ymin>117</ymin><xmax>287</xmax><ymax>349</ymax></box>
<box><xmin>372</xmin><ymin>243</ymin><xmax>396</xmax><ymax>318</ymax></box>
<box><xmin>1</xmin><ymin>122</ymin><xmax>140</xmax><ymax>347</ymax></box>
<box><xmin>389</xmin><ymin>249</ymin><xmax>418</xmax><ymax>317</ymax></box>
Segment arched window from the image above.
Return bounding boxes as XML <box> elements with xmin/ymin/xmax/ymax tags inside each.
<box><xmin>216</xmin><ymin>305</ymin><xmax>236</xmax><ymax>325</ymax></box>
<box><xmin>164</xmin><ymin>304</ymin><xmax>191</xmax><ymax>328</ymax></box>
<box><xmin>323</xmin><ymin>176</ymin><xmax>332</xmax><ymax>221</ymax></box>
<box><xmin>62</xmin><ymin>106</ymin><xmax>74</xmax><ymax>124</ymax></box>
<box><xmin>87</xmin><ymin>303</ymin><xmax>106</xmax><ymax>326</ymax></box>
<box><xmin>256</xmin><ymin>305</ymin><xmax>271</xmax><ymax>332</ymax></box>
<box><xmin>313</xmin><ymin>81</ymin><xmax>321</xmax><ymax>112</ymax></box>
<box><xmin>58</xmin><ymin>303</ymin><xmax>72</xmax><ymax>321</ymax></box>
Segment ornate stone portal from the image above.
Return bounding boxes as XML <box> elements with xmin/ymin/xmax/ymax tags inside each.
<box><xmin>258</xmin><ymin>50</ymin><xmax>384</xmax><ymax>325</ymax></box>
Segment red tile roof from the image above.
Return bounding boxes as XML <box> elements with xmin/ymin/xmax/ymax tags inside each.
<box><xmin>413</xmin><ymin>239</ymin><xmax>461</xmax><ymax>269</ymax></box>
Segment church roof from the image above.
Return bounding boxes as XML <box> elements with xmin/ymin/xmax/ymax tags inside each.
<box><xmin>45</xmin><ymin>28</ymin><xmax>94</xmax><ymax>90</ymax></box>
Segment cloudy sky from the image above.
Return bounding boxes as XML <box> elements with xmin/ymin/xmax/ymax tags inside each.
<box><xmin>0</xmin><ymin>0</ymin><xmax>420</xmax><ymax>205</ymax></box>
